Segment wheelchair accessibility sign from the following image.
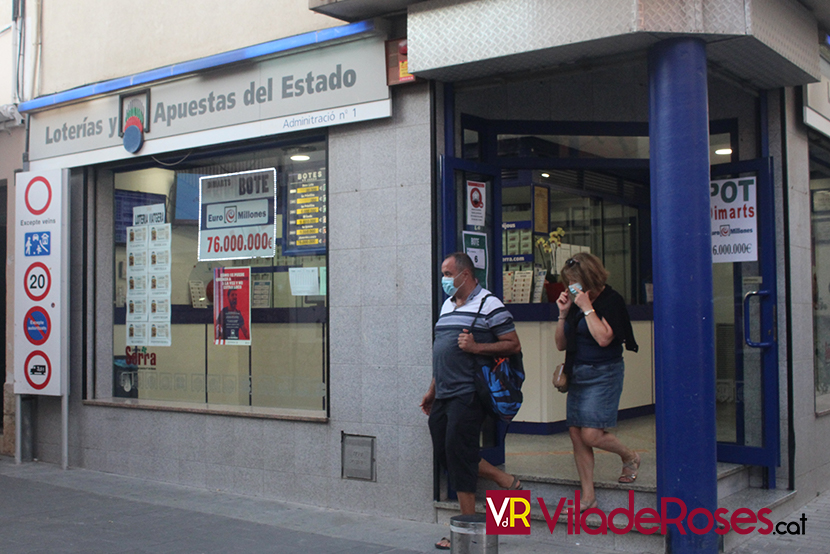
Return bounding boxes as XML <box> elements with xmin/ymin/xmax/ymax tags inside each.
<box><xmin>24</xmin><ymin>232</ymin><xmax>50</xmax><ymax>257</ymax></box>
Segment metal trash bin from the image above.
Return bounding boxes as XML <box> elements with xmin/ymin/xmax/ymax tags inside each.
<box><xmin>450</xmin><ymin>514</ymin><xmax>498</xmax><ymax>554</ymax></box>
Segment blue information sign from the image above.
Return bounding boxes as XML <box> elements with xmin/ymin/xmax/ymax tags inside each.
<box><xmin>24</xmin><ymin>232</ymin><xmax>51</xmax><ymax>256</ymax></box>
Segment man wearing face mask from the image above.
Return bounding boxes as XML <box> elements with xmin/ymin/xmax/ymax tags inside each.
<box><xmin>420</xmin><ymin>252</ymin><xmax>522</xmax><ymax>550</ymax></box>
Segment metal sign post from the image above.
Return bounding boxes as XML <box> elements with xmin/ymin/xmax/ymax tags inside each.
<box><xmin>14</xmin><ymin>169</ymin><xmax>69</xmax><ymax>469</ymax></box>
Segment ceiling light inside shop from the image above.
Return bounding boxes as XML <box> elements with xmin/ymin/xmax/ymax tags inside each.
<box><xmin>715</xmin><ymin>148</ymin><xmax>733</xmax><ymax>156</ymax></box>
<box><xmin>541</xmin><ymin>173</ymin><xmax>550</xmax><ymax>178</ymax></box>
<box><xmin>290</xmin><ymin>154</ymin><xmax>311</xmax><ymax>161</ymax></box>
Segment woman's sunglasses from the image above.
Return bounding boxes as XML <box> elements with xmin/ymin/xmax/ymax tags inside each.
<box><xmin>566</xmin><ymin>258</ymin><xmax>579</xmax><ymax>267</ymax></box>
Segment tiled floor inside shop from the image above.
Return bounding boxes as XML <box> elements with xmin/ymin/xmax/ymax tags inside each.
<box><xmin>504</xmin><ymin>415</ymin><xmax>657</xmax><ymax>487</ymax></box>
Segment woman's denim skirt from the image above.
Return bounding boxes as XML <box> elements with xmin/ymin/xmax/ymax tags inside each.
<box><xmin>566</xmin><ymin>358</ymin><xmax>625</xmax><ymax>429</ymax></box>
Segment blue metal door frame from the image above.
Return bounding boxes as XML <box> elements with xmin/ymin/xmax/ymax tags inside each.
<box><xmin>711</xmin><ymin>157</ymin><xmax>780</xmax><ymax>483</ymax></box>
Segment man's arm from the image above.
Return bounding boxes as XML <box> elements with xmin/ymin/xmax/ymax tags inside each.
<box><xmin>420</xmin><ymin>379</ymin><xmax>436</xmax><ymax>415</ymax></box>
<box><xmin>457</xmin><ymin>330</ymin><xmax>521</xmax><ymax>357</ymax></box>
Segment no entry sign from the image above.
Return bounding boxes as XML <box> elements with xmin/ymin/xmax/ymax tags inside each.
<box><xmin>15</xmin><ymin>170</ymin><xmax>67</xmax><ymax>396</ymax></box>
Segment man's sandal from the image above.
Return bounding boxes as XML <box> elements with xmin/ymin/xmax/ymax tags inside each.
<box><xmin>619</xmin><ymin>453</ymin><xmax>641</xmax><ymax>484</ymax></box>
<box><xmin>507</xmin><ymin>475</ymin><xmax>523</xmax><ymax>490</ymax></box>
<box><xmin>435</xmin><ymin>537</ymin><xmax>451</xmax><ymax>550</ymax></box>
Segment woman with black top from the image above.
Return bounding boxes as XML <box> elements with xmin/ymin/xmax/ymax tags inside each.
<box><xmin>554</xmin><ymin>252</ymin><xmax>641</xmax><ymax>512</ymax></box>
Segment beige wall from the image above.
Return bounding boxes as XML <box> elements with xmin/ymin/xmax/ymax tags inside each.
<box><xmin>514</xmin><ymin>320</ymin><xmax>654</xmax><ymax>424</ymax></box>
<box><xmin>37</xmin><ymin>0</ymin><xmax>341</xmax><ymax>95</ymax></box>
<box><xmin>0</xmin><ymin>0</ymin><xmax>12</xmax><ymax>105</ymax></box>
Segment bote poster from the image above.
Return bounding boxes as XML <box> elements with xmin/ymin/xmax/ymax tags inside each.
<box><xmin>213</xmin><ymin>267</ymin><xmax>251</xmax><ymax>346</ymax></box>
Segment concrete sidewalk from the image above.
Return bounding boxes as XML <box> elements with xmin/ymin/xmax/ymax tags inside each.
<box><xmin>4</xmin><ymin>455</ymin><xmax>830</xmax><ymax>554</ymax></box>
<box><xmin>0</xmin><ymin>456</ymin><xmax>613</xmax><ymax>554</ymax></box>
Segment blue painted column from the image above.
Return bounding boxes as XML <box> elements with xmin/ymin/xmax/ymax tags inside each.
<box><xmin>649</xmin><ymin>38</ymin><xmax>718</xmax><ymax>553</ymax></box>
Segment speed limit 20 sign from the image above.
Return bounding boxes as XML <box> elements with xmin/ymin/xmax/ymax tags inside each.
<box><xmin>14</xmin><ymin>170</ymin><xmax>67</xmax><ymax>396</ymax></box>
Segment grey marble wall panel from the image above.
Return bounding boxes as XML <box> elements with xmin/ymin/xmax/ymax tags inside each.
<box><xmin>329</xmin><ymin>192</ymin><xmax>361</xmax><ymax>252</ymax></box>
<box><xmin>261</xmin><ymin>421</ymin><xmax>297</xmax><ymax>472</ymax></box>
<box><xmin>396</xmin><ymin>126</ymin><xmax>432</xmax><ymax>187</ymax></box>
<box><xmin>393</xmin><ymin>82</ymin><xmax>431</xmax><ymax>128</ymax></box>
<box><xmin>329</xmin><ymin>307</ymin><xmax>362</xmax><ymax>365</ymax></box>
<box><xmin>359</xmin><ymin>128</ymin><xmax>398</xmax><ymax>191</ymax></box>
<box><xmin>359</xmin><ymin>306</ymin><xmax>398</xmax><ymax>367</ymax></box>
<box><xmin>328</xmin><ymin>134</ymin><xmax>361</xmax><ymax>195</ymax></box>
<box><xmin>292</xmin><ymin>423</ymin><xmax>332</xmax><ymax>477</ymax></box>
<box><xmin>231</xmin><ymin>418</ymin><xmax>265</xmax><ymax>469</ymax></box>
<box><xmin>359</xmin><ymin>247</ymin><xmax>398</xmax><ymax>307</ymax></box>
<box><xmin>360</xmin><ymin>365</ymin><xmax>398</xmax><ymax>424</ymax></box>
<box><xmin>396</xmin><ymin>243</ymin><xmax>432</xmax><ymax>308</ymax></box>
<box><xmin>397</xmin><ymin>310</ymin><xmax>433</xmax><ymax>369</ymax></box>
<box><xmin>327</xmin><ymin>364</ymin><xmax>363</xmax><ymax>423</ymax></box>
<box><xmin>396</xmin><ymin>185</ymin><xmax>431</xmax><ymax>246</ymax></box>
<box><xmin>360</xmin><ymin>188</ymin><xmax>397</xmax><ymax>247</ymax></box>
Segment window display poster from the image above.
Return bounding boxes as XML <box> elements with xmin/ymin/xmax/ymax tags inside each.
<box><xmin>213</xmin><ymin>267</ymin><xmax>251</xmax><ymax>346</ymax></box>
<box><xmin>126</xmin><ymin>322</ymin><xmax>149</xmax><ymax>346</ymax></box>
<box><xmin>252</xmin><ymin>274</ymin><xmax>272</xmax><ymax>308</ymax></box>
<box><xmin>198</xmin><ymin>168</ymin><xmax>277</xmax><ymax>261</ymax></box>
<box><xmin>148</xmin><ymin>322</ymin><xmax>172</xmax><ymax>347</ymax></box>
<box><xmin>466</xmin><ymin>180</ymin><xmax>486</xmax><ymax>227</ymax></box>
<box><xmin>462</xmin><ymin>231</ymin><xmax>488</xmax><ymax>290</ymax></box>
<box><xmin>285</xmin><ymin>168</ymin><xmax>327</xmax><ymax>255</ymax></box>
<box><xmin>710</xmin><ymin>177</ymin><xmax>757</xmax><ymax>263</ymax></box>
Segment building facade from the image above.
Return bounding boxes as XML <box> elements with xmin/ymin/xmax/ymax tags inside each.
<box><xmin>4</xmin><ymin>1</ymin><xmax>830</xmax><ymax>552</ymax></box>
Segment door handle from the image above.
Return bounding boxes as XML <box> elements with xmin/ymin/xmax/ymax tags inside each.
<box><xmin>743</xmin><ymin>290</ymin><xmax>772</xmax><ymax>348</ymax></box>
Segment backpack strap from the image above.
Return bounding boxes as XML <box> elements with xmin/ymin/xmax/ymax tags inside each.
<box><xmin>469</xmin><ymin>293</ymin><xmax>494</xmax><ymax>330</ymax></box>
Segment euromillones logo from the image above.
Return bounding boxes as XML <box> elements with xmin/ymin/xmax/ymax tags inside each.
<box><xmin>485</xmin><ymin>490</ymin><xmax>808</xmax><ymax>537</ymax></box>
<box><xmin>120</xmin><ymin>90</ymin><xmax>151</xmax><ymax>154</ymax></box>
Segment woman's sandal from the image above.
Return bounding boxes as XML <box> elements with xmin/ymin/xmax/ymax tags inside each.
<box><xmin>435</xmin><ymin>537</ymin><xmax>451</xmax><ymax>550</ymax></box>
<box><xmin>507</xmin><ymin>475</ymin><xmax>523</xmax><ymax>490</ymax></box>
<box><xmin>579</xmin><ymin>497</ymin><xmax>598</xmax><ymax>513</ymax></box>
<box><xmin>619</xmin><ymin>453</ymin><xmax>641</xmax><ymax>484</ymax></box>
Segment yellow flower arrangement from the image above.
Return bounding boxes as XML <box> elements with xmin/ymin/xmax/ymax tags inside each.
<box><xmin>535</xmin><ymin>227</ymin><xmax>566</xmax><ymax>272</ymax></box>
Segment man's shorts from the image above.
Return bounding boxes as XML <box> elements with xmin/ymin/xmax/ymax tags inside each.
<box><xmin>428</xmin><ymin>392</ymin><xmax>486</xmax><ymax>493</ymax></box>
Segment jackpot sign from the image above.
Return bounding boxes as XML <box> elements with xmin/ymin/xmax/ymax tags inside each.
<box><xmin>15</xmin><ymin>169</ymin><xmax>67</xmax><ymax>396</ymax></box>
<box><xmin>710</xmin><ymin>177</ymin><xmax>758</xmax><ymax>263</ymax></box>
<box><xmin>198</xmin><ymin>168</ymin><xmax>277</xmax><ymax>261</ymax></box>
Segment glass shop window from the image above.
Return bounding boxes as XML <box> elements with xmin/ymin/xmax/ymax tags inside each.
<box><xmin>111</xmin><ymin>139</ymin><xmax>328</xmax><ymax>416</ymax></box>
<box><xmin>501</xmin><ymin>169</ymin><xmax>647</xmax><ymax>306</ymax></box>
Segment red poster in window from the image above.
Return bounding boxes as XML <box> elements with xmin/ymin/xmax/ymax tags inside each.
<box><xmin>213</xmin><ymin>267</ymin><xmax>251</xmax><ymax>346</ymax></box>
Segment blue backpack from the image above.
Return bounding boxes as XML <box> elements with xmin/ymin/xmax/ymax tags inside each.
<box><xmin>471</xmin><ymin>295</ymin><xmax>525</xmax><ymax>421</ymax></box>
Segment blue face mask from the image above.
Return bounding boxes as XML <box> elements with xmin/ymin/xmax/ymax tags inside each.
<box><xmin>442</xmin><ymin>274</ymin><xmax>466</xmax><ymax>297</ymax></box>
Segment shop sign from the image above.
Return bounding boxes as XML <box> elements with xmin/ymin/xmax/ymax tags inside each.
<box><xmin>710</xmin><ymin>177</ymin><xmax>757</xmax><ymax>263</ymax></box>
<box><xmin>198</xmin><ymin>168</ymin><xmax>277</xmax><ymax>261</ymax></box>
<box><xmin>28</xmin><ymin>37</ymin><xmax>390</xmax><ymax>161</ymax></box>
<box><xmin>14</xmin><ymin>169</ymin><xmax>67</xmax><ymax>396</ymax></box>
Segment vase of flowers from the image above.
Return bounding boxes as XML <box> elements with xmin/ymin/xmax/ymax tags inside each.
<box><xmin>535</xmin><ymin>227</ymin><xmax>566</xmax><ymax>302</ymax></box>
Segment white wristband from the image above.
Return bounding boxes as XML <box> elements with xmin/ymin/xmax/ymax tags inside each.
<box><xmin>583</xmin><ymin>309</ymin><xmax>595</xmax><ymax>316</ymax></box>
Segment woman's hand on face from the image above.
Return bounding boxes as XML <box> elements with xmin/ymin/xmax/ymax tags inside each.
<box><xmin>574</xmin><ymin>290</ymin><xmax>592</xmax><ymax>311</ymax></box>
<box><xmin>556</xmin><ymin>291</ymin><xmax>572</xmax><ymax>315</ymax></box>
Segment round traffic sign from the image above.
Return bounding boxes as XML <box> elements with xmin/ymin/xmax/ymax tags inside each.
<box><xmin>24</xmin><ymin>350</ymin><xmax>51</xmax><ymax>390</ymax></box>
<box><xmin>23</xmin><ymin>306</ymin><xmax>51</xmax><ymax>345</ymax></box>
<box><xmin>24</xmin><ymin>176</ymin><xmax>52</xmax><ymax>216</ymax></box>
<box><xmin>24</xmin><ymin>262</ymin><xmax>51</xmax><ymax>302</ymax></box>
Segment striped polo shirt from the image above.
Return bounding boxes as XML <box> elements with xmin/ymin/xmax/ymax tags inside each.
<box><xmin>433</xmin><ymin>285</ymin><xmax>516</xmax><ymax>399</ymax></box>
